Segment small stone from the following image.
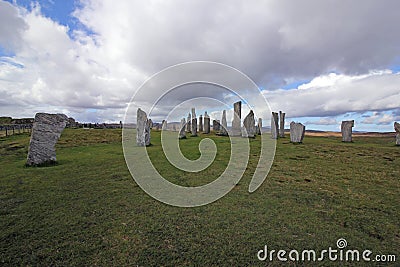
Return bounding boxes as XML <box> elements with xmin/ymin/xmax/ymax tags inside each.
<box><xmin>341</xmin><ymin>120</ymin><xmax>354</xmax><ymax>142</ymax></box>
<box><xmin>26</xmin><ymin>113</ymin><xmax>68</xmax><ymax>166</ymax></box>
<box><xmin>290</xmin><ymin>121</ymin><xmax>305</xmax><ymax>143</ymax></box>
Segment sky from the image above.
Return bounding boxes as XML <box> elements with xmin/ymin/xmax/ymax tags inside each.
<box><xmin>0</xmin><ymin>0</ymin><xmax>400</xmax><ymax>132</ymax></box>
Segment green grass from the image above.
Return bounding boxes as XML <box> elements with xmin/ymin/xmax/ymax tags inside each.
<box><xmin>0</xmin><ymin>129</ymin><xmax>399</xmax><ymax>266</ymax></box>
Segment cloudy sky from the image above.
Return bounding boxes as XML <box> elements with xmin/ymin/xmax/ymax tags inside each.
<box><xmin>1</xmin><ymin>0</ymin><xmax>399</xmax><ymax>131</ymax></box>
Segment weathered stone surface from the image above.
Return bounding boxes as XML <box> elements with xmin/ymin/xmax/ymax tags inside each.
<box><xmin>290</xmin><ymin>122</ymin><xmax>305</xmax><ymax>143</ymax></box>
<box><xmin>199</xmin><ymin>115</ymin><xmax>203</xmax><ymax>132</ymax></box>
<box><xmin>341</xmin><ymin>120</ymin><xmax>354</xmax><ymax>142</ymax></box>
<box><xmin>162</xmin><ymin>120</ymin><xmax>167</xmax><ymax>131</ymax></box>
<box><xmin>179</xmin><ymin>118</ymin><xmax>187</xmax><ymax>139</ymax></box>
<box><xmin>213</xmin><ymin>120</ymin><xmax>220</xmax><ymax>132</ymax></box>
<box><xmin>66</xmin><ymin>117</ymin><xmax>78</xmax><ymax>128</ymax></box>
<box><xmin>136</xmin><ymin>108</ymin><xmax>151</xmax><ymax>146</ymax></box>
<box><xmin>191</xmin><ymin>108</ymin><xmax>197</xmax><ymax>136</ymax></box>
<box><xmin>204</xmin><ymin>112</ymin><xmax>210</xmax><ymax>134</ymax></box>
<box><xmin>186</xmin><ymin>113</ymin><xmax>191</xmax><ymax>132</ymax></box>
<box><xmin>26</xmin><ymin>113</ymin><xmax>68</xmax><ymax>166</ymax></box>
<box><xmin>257</xmin><ymin>118</ymin><xmax>262</xmax><ymax>135</ymax></box>
<box><xmin>242</xmin><ymin>110</ymin><xmax>255</xmax><ymax>138</ymax></box>
<box><xmin>271</xmin><ymin>112</ymin><xmax>279</xmax><ymax>139</ymax></box>
<box><xmin>219</xmin><ymin>110</ymin><xmax>228</xmax><ymax>136</ymax></box>
<box><xmin>231</xmin><ymin>101</ymin><xmax>242</xmax><ymax>136</ymax></box>
<box><xmin>148</xmin><ymin>119</ymin><xmax>153</xmax><ymax>129</ymax></box>
<box><xmin>279</xmin><ymin>111</ymin><xmax>285</xmax><ymax>138</ymax></box>
<box><xmin>394</xmin><ymin>122</ymin><xmax>400</xmax><ymax>145</ymax></box>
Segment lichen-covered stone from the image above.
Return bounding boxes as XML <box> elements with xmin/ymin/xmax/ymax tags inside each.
<box><xmin>341</xmin><ymin>120</ymin><xmax>354</xmax><ymax>142</ymax></box>
<box><xmin>279</xmin><ymin>111</ymin><xmax>285</xmax><ymax>138</ymax></box>
<box><xmin>204</xmin><ymin>112</ymin><xmax>210</xmax><ymax>134</ymax></box>
<box><xmin>271</xmin><ymin>112</ymin><xmax>279</xmax><ymax>139</ymax></box>
<box><xmin>26</xmin><ymin>113</ymin><xmax>68</xmax><ymax>166</ymax></box>
<box><xmin>179</xmin><ymin>118</ymin><xmax>187</xmax><ymax>139</ymax></box>
<box><xmin>242</xmin><ymin>110</ymin><xmax>255</xmax><ymax>138</ymax></box>
<box><xmin>231</xmin><ymin>101</ymin><xmax>242</xmax><ymax>136</ymax></box>
<box><xmin>199</xmin><ymin>115</ymin><xmax>203</xmax><ymax>132</ymax></box>
<box><xmin>136</xmin><ymin>108</ymin><xmax>151</xmax><ymax>146</ymax></box>
<box><xmin>191</xmin><ymin>108</ymin><xmax>197</xmax><ymax>136</ymax></box>
<box><xmin>219</xmin><ymin>110</ymin><xmax>228</xmax><ymax>136</ymax></box>
<box><xmin>290</xmin><ymin>121</ymin><xmax>305</xmax><ymax>143</ymax></box>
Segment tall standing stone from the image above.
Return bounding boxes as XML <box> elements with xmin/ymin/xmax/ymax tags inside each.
<box><xmin>213</xmin><ymin>120</ymin><xmax>220</xmax><ymax>132</ymax></box>
<box><xmin>136</xmin><ymin>108</ymin><xmax>151</xmax><ymax>146</ymax></box>
<box><xmin>231</xmin><ymin>101</ymin><xmax>242</xmax><ymax>136</ymax></box>
<box><xmin>341</xmin><ymin>120</ymin><xmax>354</xmax><ymax>142</ymax></box>
<box><xmin>148</xmin><ymin>119</ymin><xmax>153</xmax><ymax>129</ymax></box>
<box><xmin>191</xmin><ymin>108</ymin><xmax>197</xmax><ymax>136</ymax></box>
<box><xmin>186</xmin><ymin>113</ymin><xmax>191</xmax><ymax>132</ymax></box>
<box><xmin>204</xmin><ymin>112</ymin><xmax>210</xmax><ymax>134</ymax></box>
<box><xmin>271</xmin><ymin>112</ymin><xmax>279</xmax><ymax>139</ymax></box>
<box><xmin>199</xmin><ymin>115</ymin><xmax>203</xmax><ymax>132</ymax></box>
<box><xmin>162</xmin><ymin>120</ymin><xmax>167</xmax><ymax>131</ymax></box>
<box><xmin>179</xmin><ymin>118</ymin><xmax>186</xmax><ymax>139</ymax></box>
<box><xmin>242</xmin><ymin>110</ymin><xmax>255</xmax><ymax>138</ymax></box>
<box><xmin>219</xmin><ymin>110</ymin><xmax>228</xmax><ymax>136</ymax></box>
<box><xmin>394</xmin><ymin>122</ymin><xmax>400</xmax><ymax>145</ymax></box>
<box><xmin>26</xmin><ymin>113</ymin><xmax>68</xmax><ymax>166</ymax></box>
<box><xmin>279</xmin><ymin>111</ymin><xmax>285</xmax><ymax>138</ymax></box>
<box><xmin>257</xmin><ymin>118</ymin><xmax>262</xmax><ymax>135</ymax></box>
<box><xmin>290</xmin><ymin>122</ymin><xmax>305</xmax><ymax>143</ymax></box>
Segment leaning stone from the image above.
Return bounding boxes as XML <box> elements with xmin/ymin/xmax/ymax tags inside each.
<box><xmin>199</xmin><ymin>115</ymin><xmax>203</xmax><ymax>132</ymax></box>
<box><xmin>290</xmin><ymin>122</ymin><xmax>305</xmax><ymax>143</ymax></box>
<box><xmin>136</xmin><ymin>108</ymin><xmax>151</xmax><ymax>146</ymax></box>
<box><xmin>204</xmin><ymin>112</ymin><xmax>210</xmax><ymax>134</ymax></box>
<box><xmin>271</xmin><ymin>112</ymin><xmax>279</xmax><ymax>139</ymax></box>
<box><xmin>341</xmin><ymin>120</ymin><xmax>354</xmax><ymax>142</ymax></box>
<box><xmin>279</xmin><ymin>111</ymin><xmax>285</xmax><ymax>138</ymax></box>
<box><xmin>26</xmin><ymin>113</ymin><xmax>68</xmax><ymax>166</ymax></box>
<box><xmin>242</xmin><ymin>110</ymin><xmax>255</xmax><ymax>138</ymax></box>
<box><xmin>179</xmin><ymin>118</ymin><xmax>187</xmax><ymax>139</ymax></box>
<box><xmin>394</xmin><ymin>122</ymin><xmax>400</xmax><ymax>145</ymax></box>
<box><xmin>231</xmin><ymin>101</ymin><xmax>242</xmax><ymax>136</ymax></box>
<box><xmin>219</xmin><ymin>110</ymin><xmax>228</xmax><ymax>136</ymax></box>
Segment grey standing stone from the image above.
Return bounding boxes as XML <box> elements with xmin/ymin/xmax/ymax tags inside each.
<box><xmin>204</xmin><ymin>112</ymin><xmax>210</xmax><ymax>134</ymax></box>
<box><xmin>213</xmin><ymin>120</ymin><xmax>220</xmax><ymax>132</ymax></box>
<box><xmin>231</xmin><ymin>101</ymin><xmax>242</xmax><ymax>136</ymax></box>
<box><xmin>199</xmin><ymin>115</ymin><xmax>203</xmax><ymax>132</ymax></box>
<box><xmin>186</xmin><ymin>113</ymin><xmax>191</xmax><ymax>132</ymax></box>
<box><xmin>219</xmin><ymin>110</ymin><xmax>228</xmax><ymax>136</ymax></box>
<box><xmin>179</xmin><ymin>118</ymin><xmax>187</xmax><ymax>139</ymax></box>
<box><xmin>257</xmin><ymin>118</ymin><xmax>262</xmax><ymax>135</ymax></box>
<box><xmin>341</xmin><ymin>120</ymin><xmax>354</xmax><ymax>142</ymax></box>
<box><xmin>191</xmin><ymin>108</ymin><xmax>197</xmax><ymax>136</ymax></box>
<box><xmin>242</xmin><ymin>110</ymin><xmax>255</xmax><ymax>138</ymax></box>
<box><xmin>290</xmin><ymin>122</ymin><xmax>305</xmax><ymax>143</ymax></box>
<box><xmin>162</xmin><ymin>120</ymin><xmax>167</xmax><ymax>131</ymax></box>
<box><xmin>394</xmin><ymin>122</ymin><xmax>400</xmax><ymax>145</ymax></box>
<box><xmin>148</xmin><ymin>119</ymin><xmax>153</xmax><ymax>129</ymax></box>
<box><xmin>26</xmin><ymin>113</ymin><xmax>68</xmax><ymax>166</ymax></box>
<box><xmin>279</xmin><ymin>111</ymin><xmax>285</xmax><ymax>138</ymax></box>
<box><xmin>136</xmin><ymin>108</ymin><xmax>151</xmax><ymax>146</ymax></box>
<box><xmin>271</xmin><ymin>112</ymin><xmax>279</xmax><ymax>139</ymax></box>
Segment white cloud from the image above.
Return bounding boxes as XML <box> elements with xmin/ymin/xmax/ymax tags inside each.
<box><xmin>361</xmin><ymin>112</ymin><xmax>400</xmax><ymax>125</ymax></box>
<box><xmin>305</xmin><ymin>117</ymin><xmax>339</xmax><ymax>125</ymax></box>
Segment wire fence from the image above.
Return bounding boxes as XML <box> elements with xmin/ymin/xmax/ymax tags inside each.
<box><xmin>0</xmin><ymin>124</ymin><xmax>33</xmax><ymax>137</ymax></box>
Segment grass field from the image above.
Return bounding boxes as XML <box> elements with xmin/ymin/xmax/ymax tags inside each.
<box><xmin>0</xmin><ymin>129</ymin><xmax>399</xmax><ymax>266</ymax></box>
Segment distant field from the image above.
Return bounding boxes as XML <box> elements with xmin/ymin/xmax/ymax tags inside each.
<box><xmin>0</xmin><ymin>129</ymin><xmax>399</xmax><ymax>266</ymax></box>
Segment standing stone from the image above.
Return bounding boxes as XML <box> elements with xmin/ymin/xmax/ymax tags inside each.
<box><xmin>341</xmin><ymin>120</ymin><xmax>354</xmax><ymax>142</ymax></box>
<box><xmin>136</xmin><ymin>108</ymin><xmax>151</xmax><ymax>146</ymax></box>
<box><xmin>219</xmin><ymin>110</ymin><xmax>228</xmax><ymax>136</ymax></box>
<box><xmin>257</xmin><ymin>118</ymin><xmax>262</xmax><ymax>135</ymax></box>
<box><xmin>186</xmin><ymin>113</ymin><xmax>191</xmax><ymax>132</ymax></box>
<box><xmin>231</xmin><ymin>101</ymin><xmax>242</xmax><ymax>136</ymax></box>
<box><xmin>279</xmin><ymin>111</ymin><xmax>285</xmax><ymax>138</ymax></box>
<box><xmin>290</xmin><ymin>122</ymin><xmax>305</xmax><ymax>143</ymax></box>
<box><xmin>394</xmin><ymin>122</ymin><xmax>400</xmax><ymax>145</ymax></box>
<box><xmin>191</xmin><ymin>108</ymin><xmax>197</xmax><ymax>136</ymax></box>
<box><xmin>26</xmin><ymin>113</ymin><xmax>68</xmax><ymax>166</ymax></box>
<box><xmin>271</xmin><ymin>112</ymin><xmax>279</xmax><ymax>139</ymax></box>
<box><xmin>242</xmin><ymin>110</ymin><xmax>255</xmax><ymax>138</ymax></box>
<box><xmin>213</xmin><ymin>120</ymin><xmax>220</xmax><ymax>132</ymax></box>
<box><xmin>204</xmin><ymin>112</ymin><xmax>210</xmax><ymax>134</ymax></box>
<box><xmin>162</xmin><ymin>120</ymin><xmax>168</xmax><ymax>131</ymax></box>
<box><xmin>199</xmin><ymin>115</ymin><xmax>203</xmax><ymax>132</ymax></box>
<box><xmin>179</xmin><ymin>118</ymin><xmax>186</xmax><ymax>139</ymax></box>
<box><xmin>148</xmin><ymin>119</ymin><xmax>153</xmax><ymax>129</ymax></box>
